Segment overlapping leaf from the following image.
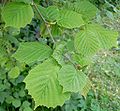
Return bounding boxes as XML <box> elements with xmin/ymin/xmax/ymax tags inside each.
<box><xmin>74</xmin><ymin>24</ymin><xmax>118</xmax><ymax>56</ymax></box>
<box><xmin>24</xmin><ymin>58</ymin><xmax>70</xmax><ymax>108</ymax></box>
<box><xmin>38</xmin><ymin>6</ymin><xmax>59</xmax><ymax>22</ymax></box>
<box><xmin>64</xmin><ymin>0</ymin><xmax>98</xmax><ymax>21</ymax></box>
<box><xmin>2</xmin><ymin>2</ymin><xmax>34</xmax><ymax>28</ymax></box>
<box><xmin>58</xmin><ymin>65</ymin><xmax>88</xmax><ymax>93</ymax></box>
<box><xmin>12</xmin><ymin>42</ymin><xmax>52</xmax><ymax>64</ymax></box>
<box><xmin>57</xmin><ymin>9</ymin><xmax>84</xmax><ymax>29</ymax></box>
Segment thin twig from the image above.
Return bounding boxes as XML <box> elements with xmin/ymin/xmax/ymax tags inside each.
<box><xmin>32</xmin><ymin>2</ymin><xmax>56</xmax><ymax>44</ymax></box>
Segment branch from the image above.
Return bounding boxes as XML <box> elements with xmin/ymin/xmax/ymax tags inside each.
<box><xmin>32</xmin><ymin>2</ymin><xmax>56</xmax><ymax>45</ymax></box>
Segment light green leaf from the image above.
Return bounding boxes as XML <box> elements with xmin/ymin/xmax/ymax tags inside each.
<box><xmin>81</xmin><ymin>79</ymin><xmax>92</xmax><ymax>97</ymax></box>
<box><xmin>52</xmin><ymin>42</ymin><xmax>66</xmax><ymax>65</ymax></box>
<box><xmin>2</xmin><ymin>2</ymin><xmax>34</xmax><ymax>28</ymax></box>
<box><xmin>45</xmin><ymin>6</ymin><xmax>59</xmax><ymax>22</ymax></box>
<box><xmin>57</xmin><ymin>9</ymin><xmax>84</xmax><ymax>29</ymax></box>
<box><xmin>72</xmin><ymin>54</ymin><xmax>92</xmax><ymax>67</ymax></box>
<box><xmin>8</xmin><ymin>66</ymin><xmax>20</xmax><ymax>79</ymax></box>
<box><xmin>64</xmin><ymin>0</ymin><xmax>98</xmax><ymax>21</ymax></box>
<box><xmin>93</xmin><ymin>24</ymin><xmax>118</xmax><ymax>49</ymax></box>
<box><xmin>73</xmin><ymin>0</ymin><xmax>98</xmax><ymax>21</ymax></box>
<box><xmin>38</xmin><ymin>6</ymin><xmax>59</xmax><ymax>22</ymax></box>
<box><xmin>24</xmin><ymin>58</ymin><xmax>70</xmax><ymax>108</ymax></box>
<box><xmin>12</xmin><ymin>42</ymin><xmax>52</xmax><ymax>64</ymax></box>
<box><xmin>58</xmin><ymin>65</ymin><xmax>88</xmax><ymax>93</ymax></box>
<box><xmin>74</xmin><ymin>24</ymin><xmax>118</xmax><ymax>56</ymax></box>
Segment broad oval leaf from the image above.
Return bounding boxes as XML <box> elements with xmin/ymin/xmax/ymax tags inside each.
<box><xmin>57</xmin><ymin>9</ymin><xmax>84</xmax><ymax>29</ymax></box>
<box><xmin>74</xmin><ymin>24</ymin><xmax>118</xmax><ymax>56</ymax></box>
<box><xmin>24</xmin><ymin>58</ymin><xmax>70</xmax><ymax>108</ymax></box>
<box><xmin>12</xmin><ymin>42</ymin><xmax>53</xmax><ymax>64</ymax></box>
<box><xmin>2</xmin><ymin>2</ymin><xmax>34</xmax><ymax>28</ymax></box>
<box><xmin>58</xmin><ymin>65</ymin><xmax>88</xmax><ymax>93</ymax></box>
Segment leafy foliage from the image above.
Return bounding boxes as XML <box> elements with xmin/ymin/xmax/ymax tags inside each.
<box><xmin>0</xmin><ymin>0</ymin><xmax>119</xmax><ymax>110</ymax></box>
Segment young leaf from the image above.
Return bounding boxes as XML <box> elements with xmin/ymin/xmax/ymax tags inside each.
<box><xmin>2</xmin><ymin>2</ymin><xmax>34</xmax><ymax>28</ymax></box>
<box><xmin>38</xmin><ymin>6</ymin><xmax>59</xmax><ymax>22</ymax></box>
<box><xmin>74</xmin><ymin>24</ymin><xmax>118</xmax><ymax>56</ymax></box>
<box><xmin>57</xmin><ymin>9</ymin><xmax>84</xmax><ymax>29</ymax></box>
<box><xmin>12</xmin><ymin>42</ymin><xmax>52</xmax><ymax>64</ymax></box>
<box><xmin>8</xmin><ymin>66</ymin><xmax>20</xmax><ymax>79</ymax></box>
<box><xmin>58</xmin><ymin>65</ymin><xmax>88</xmax><ymax>93</ymax></box>
<box><xmin>24</xmin><ymin>58</ymin><xmax>70</xmax><ymax>108</ymax></box>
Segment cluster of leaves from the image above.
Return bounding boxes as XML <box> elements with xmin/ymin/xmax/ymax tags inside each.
<box><xmin>0</xmin><ymin>0</ymin><xmax>119</xmax><ymax>110</ymax></box>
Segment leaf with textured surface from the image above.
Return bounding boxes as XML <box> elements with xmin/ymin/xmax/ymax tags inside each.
<box><xmin>52</xmin><ymin>42</ymin><xmax>66</xmax><ymax>65</ymax></box>
<box><xmin>2</xmin><ymin>2</ymin><xmax>34</xmax><ymax>28</ymax></box>
<box><xmin>24</xmin><ymin>58</ymin><xmax>70</xmax><ymax>108</ymax></box>
<box><xmin>72</xmin><ymin>54</ymin><xmax>92</xmax><ymax>67</ymax></box>
<box><xmin>58</xmin><ymin>65</ymin><xmax>88</xmax><ymax>93</ymax></box>
<box><xmin>38</xmin><ymin>6</ymin><xmax>59</xmax><ymax>22</ymax></box>
<box><xmin>57</xmin><ymin>9</ymin><xmax>84</xmax><ymax>29</ymax></box>
<box><xmin>81</xmin><ymin>79</ymin><xmax>92</xmax><ymax>97</ymax></box>
<box><xmin>64</xmin><ymin>0</ymin><xmax>97</xmax><ymax>21</ymax></box>
<box><xmin>73</xmin><ymin>1</ymin><xmax>98</xmax><ymax>21</ymax></box>
<box><xmin>74</xmin><ymin>24</ymin><xmax>118</xmax><ymax>56</ymax></box>
<box><xmin>13</xmin><ymin>42</ymin><xmax>52</xmax><ymax>64</ymax></box>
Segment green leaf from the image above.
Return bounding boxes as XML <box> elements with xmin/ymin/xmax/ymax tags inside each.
<box><xmin>57</xmin><ymin>9</ymin><xmax>84</xmax><ymax>29</ymax></box>
<box><xmin>52</xmin><ymin>42</ymin><xmax>66</xmax><ymax>65</ymax></box>
<box><xmin>58</xmin><ymin>65</ymin><xmax>88</xmax><ymax>93</ymax></box>
<box><xmin>38</xmin><ymin>6</ymin><xmax>59</xmax><ymax>22</ymax></box>
<box><xmin>73</xmin><ymin>0</ymin><xmax>98</xmax><ymax>21</ymax></box>
<box><xmin>74</xmin><ymin>24</ymin><xmax>118</xmax><ymax>56</ymax></box>
<box><xmin>5</xmin><ymin>96</ymin><xmax>14</xmax><ymax>104</ymax></box>
<box><xmin>24</xmin><ymin>58</ymin><xmax>70</xmax><ymax>108</ymax></box>
<box><xmin>23</xmin><ymin>107</ymin><xmax>33</xmax><ymax>111</ymax></box>
<box><xmin>81</xmin><ymin>79</ymin><xmax>92</xmax><ymax>97</ymax></box>
<box><xmin>72</xmin><ymin>54</ymin><xmax>92</xmax><ymax>67</ymax></box>
<box><xmin>12</xmin><ymin>99</ymin><xmax>21</xmax><ymax>108</ymax></box>
<box><xmin>12</xmin><ymin>42</ymin><xmax>52</xmax><ymax>64</ymax></box>
<box><xmin>2</xmin><ymin>2</ymin><xmax>34</xmax><ymax>28</ymax></box>
<box><xmin>8</xmin><ymin>66</ymin><xmax>20</xmax><ymax>79</ymax></box>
